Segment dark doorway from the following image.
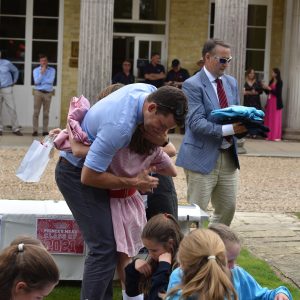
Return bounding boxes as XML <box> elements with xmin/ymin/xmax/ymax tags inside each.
<box><xmin>112</xmin><ymin>36</ymin><xmax>134</xmax><ymax>79</ymax></box>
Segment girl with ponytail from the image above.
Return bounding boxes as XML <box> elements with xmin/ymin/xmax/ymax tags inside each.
<box><xmin>167</xmin><ymin>228</ymin><xmax>237</xmax><ymax>300</ymax></box>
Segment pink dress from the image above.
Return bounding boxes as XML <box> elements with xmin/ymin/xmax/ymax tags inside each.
<box><xmin>108</xmin><ymin>147</ymin><xmax>173</xmax><ymax>257</ymax></box>
<box><xmin>264</xmin><ymin>83</ymin><xmax>282</xmax><ymax>141</ymax></box>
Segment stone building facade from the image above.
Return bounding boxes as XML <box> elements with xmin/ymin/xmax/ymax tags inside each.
<box><xmin>1</xmin><ymin>0</ymin><xmax>299</xmax><ymax>139</ymax></box>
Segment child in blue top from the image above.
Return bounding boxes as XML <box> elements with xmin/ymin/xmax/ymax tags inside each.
<box><xmin>209</xmin><ymin>223</ymin><xmax>292</xmax><ymax>300</ymax></box>
<box><xmin>167</xmin><ymin>226</ymin><xmax>292</xmax><ymax>300</ymax></box>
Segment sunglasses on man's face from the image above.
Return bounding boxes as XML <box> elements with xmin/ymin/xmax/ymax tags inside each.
<box><xmin>157</xmin><ymin>103</ymin><xmax>187</xmax><ymax>120</ymax></box>
<box><xmin>214</xmin><ymin>56</ymin><xmax>232</xmax><ymax>64</ymax></box>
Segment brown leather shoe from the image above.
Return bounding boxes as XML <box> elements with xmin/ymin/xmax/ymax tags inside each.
<box><xmin>32</xmin><ymin>132</ymin><xmax>38</xmax><ymax>136</ymax></box>
<box><xmin>0</xmin><ymin>131</ymin><xmax>2</xmax><ymax>136</ymax></box>
<box><xmin>13</xmin><ymin>130</ymin><xmax>23</xmax><ymax>136</ymax></box>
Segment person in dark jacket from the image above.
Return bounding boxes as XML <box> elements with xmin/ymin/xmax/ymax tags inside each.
<box><xmin>243</xmin><ymin>68</ymin><xmax>263</xmax><ymax>110</ymax></box>
<box><xmin>112</xmin><ymin>59</ymin><xmax>135</xmax><ymax>85</ymax></box>
<box><xmin>124</xmin><ymin>214</ymin><xmax>183</xmax><ymax>300</ymax></box>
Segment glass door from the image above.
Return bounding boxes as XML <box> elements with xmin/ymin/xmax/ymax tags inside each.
<box><xmin>0</xmin><ymin>0</ymin><xmax>63</xmax><ymax>129</ymax></box>
<box><xmin>134</xmin><ymin>35</ymin><xmax>166</xmax><ymax>82</ymax></box>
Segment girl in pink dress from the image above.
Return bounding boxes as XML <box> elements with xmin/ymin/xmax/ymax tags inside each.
<box><xmin>263</xmin><ymin>68</ymin><xmax>283</xmax><ymax>141</ymax></box>
<box><xmin>108</xmin><ymin>128</ymin><xmax>177</xmax><ymax>291</ymax></box>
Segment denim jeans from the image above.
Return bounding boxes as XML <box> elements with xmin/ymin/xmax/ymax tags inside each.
<box><xmin>55</xmin><ymin>158</ymin><xmax>117</xmax><ymax>300</ymax></box>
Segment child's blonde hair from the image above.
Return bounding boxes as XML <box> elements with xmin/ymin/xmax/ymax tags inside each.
<box><xmin>168</xmin><ymin>229</ymin><xmax>237</xmax><ymax>300</ymax></box>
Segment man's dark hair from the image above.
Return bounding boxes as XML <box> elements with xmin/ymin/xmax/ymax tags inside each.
<box><xmin>151</xmin><ymin>52</ymin><xmax>160</xmax><ymax>58</ymax></box>
<box><xmin>123</xmin><ymin>59</ymin><xmax>131</xmax><ymax>65</ymax></box>
<box><xmin>202</xmin><ymin>38</ymin><xmax>231</xmax><ymax>58</ymax></box>
<box><xmin>147</xmin><ymin>85</ymin><xmax>187</xmax><ymax>127</ymax></box>
<box><xmin>38</xmin><ymin>54</ymin><xmax>48</xmax><ymax>60</ymax></box>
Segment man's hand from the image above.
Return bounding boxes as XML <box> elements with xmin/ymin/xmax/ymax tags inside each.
<box><xmin>41</xmin><ymin>65</ymin><xmax>47</xmax><ymax>74</ymax></box>
<box><xmin>233</xmin><ymin>122</ymin><xmax>247</xmax><ymax>135</ymax></box>
<box><xmin>135</xmin><ymin>167</ymin><xmax>159</xmax><ymax>193</ymax></box>
<box><xmin>135</xmin><ymin>259</ymin><xmax>152</xmax><ymax>277</ymax></box>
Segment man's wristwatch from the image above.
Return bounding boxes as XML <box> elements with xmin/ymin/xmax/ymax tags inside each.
<box><xmin>161</xmin><ymin>138</ymin><xmax>169</xmax><ymax>147</ymax></box>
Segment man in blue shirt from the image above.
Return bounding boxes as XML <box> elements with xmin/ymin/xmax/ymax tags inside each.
<box><xmin>55</xmin><ymin>83</ymin><xmax>187</xmax><ymax>300</ymax></box>
<box><xmin>0</xmin><ymin>50</ymin><xmax>22</xmax><ymax>136</ymax></box>
<box><xmin>32</xmin><ymin>54</ymin><xmax>56</xmax><ymax>136</ymax></box>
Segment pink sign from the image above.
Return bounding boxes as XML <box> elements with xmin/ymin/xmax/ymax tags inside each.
<box><xmin>37</xmin><ymin>218</ymin><xmax>84</xmax><ymax>255</ymax></box>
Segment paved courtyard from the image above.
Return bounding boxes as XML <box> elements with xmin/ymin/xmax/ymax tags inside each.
<box><xmin>0</xmin><ymin>133</ymin><xmax>300</xmax><ymax>288</ymax></box>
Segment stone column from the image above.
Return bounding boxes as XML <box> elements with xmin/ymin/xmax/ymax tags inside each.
<box><xmin>214</xmin><ymin>0</ymin><xmax>248</xmax><ymax>100</ymax></box>
<box><xmin>78</xmin><ymin>0</ymin><xmax>114</xmax><ymax>104</ymax></box>
<box><xmin>214</xmin><ymin>0</ymin><xmax>248</xmax><ymax>153</ymax></box>
<box><xmin>283</xmin><ymin>0</ymin><xmax>300</xmax><ymax>140</ymax></box>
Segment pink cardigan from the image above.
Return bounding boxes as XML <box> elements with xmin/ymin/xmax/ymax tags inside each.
<box><xmin>53</xmin><ymin>95</ymin><xmax>91</xmax><ymax>151</ymax></box>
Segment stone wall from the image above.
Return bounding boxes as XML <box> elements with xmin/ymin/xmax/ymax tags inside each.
<box><xmin>60</xmin><ymin>0</ymin><xmax>80</xmax><ymax>127</ymax></box>
<box><xmin>168</xmin><ymin>0</ymin><xmax>209</xmax><ymax>75</ymax></box>
<box><xmin>270</xmin><ymin>0</ymin><xmax>284</xmax><ymax>75</ymax></box>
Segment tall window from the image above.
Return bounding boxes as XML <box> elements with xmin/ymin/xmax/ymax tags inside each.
<box><xmin>209</xmin><ymin>1</ymin><xmax>269</xmax><ymax>79</ymax></box>
<box><xmin>0</xmin><ymin>0</ymin><xmax>26</xmax><ymax>84</ymax></box>
<box><xmin>245</xmin><ymin>5</ymin><xmax>267</xmax><ymax>79</ymax></box>
<box><xmin>0</xmin><ymin>0</ymin><xmax>59</xmax><ymax>86</ymax></box>
<box><xmin>31</xmin><ymin>0</ymin><xmax>59</xmax><ymax>85</ymax></box>
<box><xmin>114</xmin><ymin>0</ymin><xmax>166</xmax><ymax>34</ymax></box>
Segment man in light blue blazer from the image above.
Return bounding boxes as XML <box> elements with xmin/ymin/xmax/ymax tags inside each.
<box><xmin>176</xmin><ymin>39</ymin><xmax>247</xmax><ymax>225</ymax></box>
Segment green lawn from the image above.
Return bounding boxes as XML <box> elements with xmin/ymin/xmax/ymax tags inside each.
<box><xmin>237</xmin><ymin>249</ymin><xmax>300</xmax><ymax>299</ymax></box>
<box><xmin>46</xmin><ymin>249</ymin><xmax>300</xmax><ymax>299</ymax></box>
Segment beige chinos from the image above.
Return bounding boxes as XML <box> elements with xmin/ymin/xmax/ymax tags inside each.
<box><xmin>184</xmin><ymin>149</ymin><xmax>238</xmax><ymax>226</ymax></box>
<box><xmin>32</xmin><ymin>90</ymin><xmax>52</xmax><ymax>133</ymax></box>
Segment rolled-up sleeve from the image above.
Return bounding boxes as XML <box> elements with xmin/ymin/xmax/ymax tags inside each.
<box><xmin>84</xmin><ymin>124</ymin><xmax>131</xmax><ymax>172</ymax></box>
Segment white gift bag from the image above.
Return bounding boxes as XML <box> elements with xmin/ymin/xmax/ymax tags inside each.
<box><xmin>16</xmin><ymin>137</ymin><xmax>54</xmax><ymax>182</ymax></box>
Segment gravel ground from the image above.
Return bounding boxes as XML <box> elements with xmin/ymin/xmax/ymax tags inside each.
<box><xmin>1</xmin><ymin>147</ymin><xmax>300</xmax><ymax>213</ymax></box>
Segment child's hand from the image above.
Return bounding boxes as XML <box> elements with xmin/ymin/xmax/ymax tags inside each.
<box><xmin>158</xmin><ymin>252</ymin><xmax>172</xmax><ymax>264</ymax></box>
<box><xmin>135</xmin><ymin>259</ymin><xmax>152</xmax><ymax>277</ymax></box>
<box><xmin>49</xmin><ymin>128</ymin><xmax>62</xmax><ymax>137</ymax></box>
<box><xmin>274</xmin><ymin>293</ymin><xmax>290</xmax><ymax>300</ymax></box>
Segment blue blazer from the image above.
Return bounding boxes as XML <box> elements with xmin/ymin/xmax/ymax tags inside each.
<box><xmin>176</xmin><ymin>69</ymin><xmax>240</xmax><ymax>174</ymax></box>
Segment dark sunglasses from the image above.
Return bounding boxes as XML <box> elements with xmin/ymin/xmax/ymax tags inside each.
<box><xmin>157</xmin><ymin>102</ymin><xmax>187</xmax><ymax>119</ymax></box>
<box><xmin>214</xmin><ymin>56</ymin><xmax>232</xmax><ymax>64</ymax></box>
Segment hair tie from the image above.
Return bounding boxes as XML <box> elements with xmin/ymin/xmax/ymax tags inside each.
<box><xmin>207</xmin><ymin>255</ymin><xmax>216</xmax><ymax>260</ymax></box>
<box><xmin>18</xmin><ymin>243</ymin><xmax>24</xmax><ymax>252</ymax></box>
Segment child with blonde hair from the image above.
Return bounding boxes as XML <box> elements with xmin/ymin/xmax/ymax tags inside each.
<box><xmin>167</xmin><ymin>228</ymin><xmax>237</xmax><ymax>300</ymax></box>
<box><xmin>209</xmin><ymin>223</ymin><xmax>292</xmax><ymax>300</ymax></box>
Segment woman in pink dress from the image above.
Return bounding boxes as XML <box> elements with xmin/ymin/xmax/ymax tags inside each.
<box><xmin>263</xmin><ymin>68</ymin><xmax>283</xmax><ymax>141</ymax></box>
